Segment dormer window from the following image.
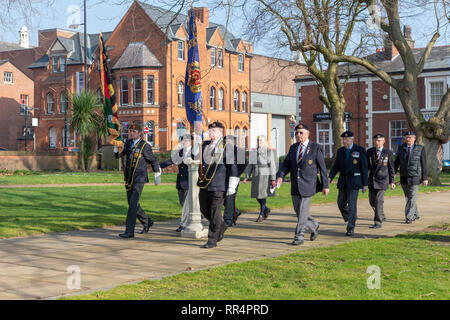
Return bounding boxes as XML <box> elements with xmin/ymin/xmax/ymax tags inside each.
<box><xmin>211</xmin><ymin>47</ymin><xmax>216</xmax><ymax>66</ymax></box>
<box><xmin>52</xmin><ymin>57</ymin><xmax>58</xmax><ymax>73</ymax></box>
<box><xmin>60</xmin><ymin>57</ymin><xmax>66</xmax><ymax>73</ymax></box>
<box><xmin>238</xmin><ymin>54</ymin><xmax>244</xmax><ymax>72</ymax></box>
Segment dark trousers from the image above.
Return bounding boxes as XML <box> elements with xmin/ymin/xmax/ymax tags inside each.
<box><xmin>199</xmin><ymin>189</ymin><xmax>226</xmax><ymax>244</ymax></box>
<box><xmin>223</xmin><ymin>184</ymin><xmax>240</xmax><ymax>227</ymax></box>
<box><xmin>125</xmin><ymin>183</ymin><xmax>152</xmax><ymax>234</ymax></box>
<box><xmin>369</xmin><ymin>188</ymin><xmax>386</xmax><ymax>225</ymax></box>
<box><xmin>337</xmin><ymin>189</ymin><xmax>359</xmax><ymax>232</ymax></box>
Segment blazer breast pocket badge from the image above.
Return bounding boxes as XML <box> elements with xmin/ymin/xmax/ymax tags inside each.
<box><xmin>353</xmin><ymin>159</ymin><xmax>358</xmax><ymax>165</ymax></box>
<box><xmin>308</xmin><ymin>160</ymin><xmax>313</xmax><ymax>165</ymax></box>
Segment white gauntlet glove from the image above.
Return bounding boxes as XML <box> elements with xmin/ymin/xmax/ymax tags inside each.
<box><xmin>226</xmin><ymin>177</ymin><xmax>240</xmax><ymax>196</ymax></box>
<box><xmin>154</xmin><ymin>168</ymin><xmax>162</xmax><ymax>185</ymax></box>
<box><xmin>113</xmin><ymin>146</ymin><xmax>118</xmax><ymax>153</ymax></box>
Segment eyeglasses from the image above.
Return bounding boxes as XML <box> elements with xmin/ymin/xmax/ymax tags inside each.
<box><xmin>295</xmin><ymin>131</ymin><xmax>307</xmax><ymax>135</ymax></box>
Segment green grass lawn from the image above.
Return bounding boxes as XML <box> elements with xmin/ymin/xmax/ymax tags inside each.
<box><xmin>0</xmin><ymin>171</ymin><xmax>178</xmax><ymax>185</ymax></box>
<box><xmin>0</xmin><ymin>181</ymin><xmax>448</xmax><ymax>239</ymax></box>
<box><xmin>65</xmin><ymin>228</ymin><xmax>450</xmax><ymax>300</ymax></box>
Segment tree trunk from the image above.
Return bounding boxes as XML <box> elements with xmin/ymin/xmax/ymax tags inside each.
<box><xmin>330</xmin><ymin>103</ymin><xmax>346</xmax><ymax>157</ymax></box>
<box><xmin>423</xmin><ymin>137</ymin><xmax>443</xmax><ymax>186</ymax></box>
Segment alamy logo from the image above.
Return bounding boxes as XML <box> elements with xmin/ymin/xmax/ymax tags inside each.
<box><xmin>366</xmin><ymin>265</ymin><xmax>381</xmax><ymax>289</ymax></box>
<box><xmin>66</xmin><ymin>265</ymin><xmax>81</xmax><ymax>290</ymax></box>
<box><xmin>66</xmin><ymin>5</ymin><xmax>81</xmax><ymax>29</ymax></box>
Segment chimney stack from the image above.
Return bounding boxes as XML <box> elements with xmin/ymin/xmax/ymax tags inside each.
<box><xmin>192</xmin><ymin>7</ymin><xmax>209</xmax><ymax>27</ymax></box>
<box><xmin>383</xmin><ymin>26</ymin><xmax>414</xmax><ymax>60</ymax></box>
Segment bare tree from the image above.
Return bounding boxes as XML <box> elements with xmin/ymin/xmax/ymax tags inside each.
<box><xmin>321</xmin><ymin>0</ymin><xmax>449</xmax><ymax>185</ymax></box>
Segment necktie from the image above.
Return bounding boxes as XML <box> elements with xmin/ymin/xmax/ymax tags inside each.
<box><xmin>297</xmin><ymin>145</ymin><xmax>304</xmax><ymax>164</ymax></box>
<box><xmin>377</xmin><ymin>150</ymin><xmax>381</xmax><ymax>160</ymax></box>
<box><xmin>407</xmin><ymin>146</ymin><xmax>411</xmax><ymax>163</ymax></box>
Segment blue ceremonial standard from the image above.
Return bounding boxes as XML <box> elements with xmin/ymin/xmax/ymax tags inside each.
<box><xmin>184</xmin><ymin>9</ymin><xmax>203</xmax><ymax>125</ymax></box>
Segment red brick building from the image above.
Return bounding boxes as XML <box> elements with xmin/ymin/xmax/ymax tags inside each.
<box><xmin>0</xmin><ymin>59</ymin><xmax>34</xmax><ymax>150</ymax></box>
<box><xmin>27</xmin><ymin>1</ymin><xmax>252</xmax><ymax>152</ymax></box>
<box><xmin>295</xmin><ymin>28</ymin><xmax>450</xmax><ymax>160</ymax></box>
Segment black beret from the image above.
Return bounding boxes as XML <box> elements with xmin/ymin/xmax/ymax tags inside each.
<box><xmin>373</xmin><ymin>133</ymin><xmax>385</xmax><ymax>139</ymax></box>
<box><xmin>129</xmin><ymin>122</ymin><xmax>143</xmax><ymax>131</ymax></box>
<box><xmin>341</xmin><ymin>131</ymin><xmax>354</xmax><ymax>138</ymax></box>
<box><xmin>403</xmin><ymin>131</ymin><xmax>415</xmax><ymax>136</ymax></box>
<box><xmin>208</xmin><ymin>121</ymin><xmax>224</xmax><ymax>129</ymax></box>
<box><xmin>295</xmin><ymin>123</ymin><xmax>309</xmax><ymax>131</ymax></box>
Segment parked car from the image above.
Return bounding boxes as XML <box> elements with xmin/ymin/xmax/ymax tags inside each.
<box><xmin>63</xmin><ymin>147</ymin><xmax>81</xmax><ymax>152</ymax></box>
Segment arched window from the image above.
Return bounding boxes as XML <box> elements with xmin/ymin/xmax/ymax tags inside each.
<box><xmin>242</xmin><ymin>91</ymin><xmax>247</xmax><ymax>112</ymax></box>
<box><xmin>218</xmin><ymin>88</ymin><xmax>224</xmax><ymax>110</ymax></box>
<box><xmin>234</xmin><ymin>126</ymin><xmax>240</xmax><ymax>147</ymax></box>
<box><xmin>47</xmin><ymin>93</ymin><xmax>54</xmax><ymax>114</ymax></box>
<box><xmin>234</xmin><ymin>90</ymin><xmax>239</xmax><ymax>112</ymax></box>
<box><xmin>49</xmin><ymin>127</ymin><xmax>57</xmax><ymax>148</ymax></box>
<box><xmin>242</xmin><ymin>127</ymin><xmax>248</xmax><ymax>150</ymax></box>
<box><xmin>210</xmin><ymin>87</ymin><xmax>216</xmax><ymax>110</ymax></box>
<box><xmin>178</xmin><ymin>82</ymin><xmax>184</xmax><ymax>107</ymax></box>
<box><xmin>60</xmin><ymin>91</ymin><xmax>68</xmax><ymax>114</ymax></box>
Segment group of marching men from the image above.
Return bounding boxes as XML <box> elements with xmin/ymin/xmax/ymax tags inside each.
<box><xmin>115</xmin><ymin>121</ymin><xmax>428</xmax><ymax>249</ymax></box>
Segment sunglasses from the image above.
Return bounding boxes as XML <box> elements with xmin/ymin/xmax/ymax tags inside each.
<box><xmin>295</xmin><ymin>131</ymin><xmax>307</xmax><ymax>135</ymax></box>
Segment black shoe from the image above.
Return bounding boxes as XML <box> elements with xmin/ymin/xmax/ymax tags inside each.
<box><xmin>310</xmin><ymin>225</ymin><xmax>319</xmax><ymax>241</ymax></box>
<box><xmin>119</xmin><ymin>233</ymin><xmax>134</xmax><ymax>238</ymax></box>
<box><xmin>139</xmin><ymin>221</ymin><xmax>154</xmax><ymax>234</ymax></box>
<box><xmin>175</xmin><ymin>226</ymin><xmax>184</xmax><ymax>232</ymax></box>
<box><xmin>369</xmin><ymin>224</ymin><xmax>382</xmax><ymax>229</ymax></box>
<box><xmin>346</xmin><ymin>230</ymin><xmax>354</xmax><ymax>236</ymax></box>
<box><xmin>202</xmin><ymin>242</ymin><xmax>217</xmax><ymax>249</ymax></box>
<box><xmin>263</xmin><ymin>207</ymin><xmax>271</xmax><ymax>219</ymax></box>
<box><xmin>255</xmin><ymin>214</ymin><xmax>264</xmax><ymax>222</ymax></box>
<box><xmin>292</xmin><ymin>239</ymin><xmax>304</xmax><ymax>246</ymax></box>
<box><xmin>218</xmin><ymin>224</ymin><xmax>228</xmax><ymax>242</ymax></box>
<box><xmin>405</xmin><ymin>219</ymin><xmax>413</xmax><ymax>224</ymax></box>
<box><xmin>233</xmin><ymin>211</ymin><xmax>242</xmax><ymax>225</ymax></box>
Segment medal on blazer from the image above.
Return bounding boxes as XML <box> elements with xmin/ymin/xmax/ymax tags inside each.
<box><xmin>308</xmin><ymin>160</ymin><xmax>313</xmax><ymax>165</ymax></box>
<box><xmin>197</xmin><ymin>139</ymin><xmax>227</xmax><ymax>189</ymax></box>
<box><xmin>353</xmin><ymin>159</ymin><xmax>358</xmax><ymax>165</ymax></box>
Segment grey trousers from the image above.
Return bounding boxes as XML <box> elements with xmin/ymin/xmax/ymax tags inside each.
<box><xmin>178</xmin><ymin>189</ymin><xmax>189</xmax><ymax>227</ymax></box>
<box><xmin>337</xmin><ymin>189</ymin><xmax>359</xmax><ymax>232</ymax></box>
<box><xmin>401</xmin><ymin>184</ymin><xmax>419</xmax><ymax>221</ymax></box>
<box><xmin>369</xmin><ymin>189</ymin><xmax>386</xmax><ymax>225</ymax></box>
<box><xmin>292</xmin><ymin>195</ymin><xmax>317</xmax><ymax>241</ymax></box>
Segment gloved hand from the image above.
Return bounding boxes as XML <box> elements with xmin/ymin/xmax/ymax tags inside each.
<box><xmin>226</xmin><ymin>177</ymin><xmax>240</xmax><ymax>196</ymax></box>
<box><xmin>154</xmin><ymin>168</ymin><xmax>162</xmax><ymax>185</ymax></box>
<box><xmin>114</xmin><ymin>146</ymin><xmax>118</xmax><ymax>153</ymax></box>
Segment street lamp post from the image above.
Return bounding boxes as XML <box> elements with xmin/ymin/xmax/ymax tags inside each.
<box><xmin>84</xmin><ymin>0</ymin><xmax>87</xmax><ymax>91</ymax></box>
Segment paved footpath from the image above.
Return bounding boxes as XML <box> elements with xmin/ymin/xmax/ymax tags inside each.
<box><xmin>0</xmin><ymin>191</ymin><xmax>449</xmax><ymax>300</ymax></box>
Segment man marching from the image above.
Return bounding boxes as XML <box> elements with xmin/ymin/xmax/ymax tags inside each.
<box><xmin>276</xmin><ymin>123</ymin><xmax>329</xmax><ymax>245</ymax></box>
<box><xmin>197</xmin><ymin>122</ymin><xmax>239</xmax><ymax>248</ymax></box>
<box><xmin>367</xmin><ymin>134</ymin><xmax>396</xmax><ymax>229</ymax></box>
<box><xmin>394</xmin><ymin>131</ymin><xmax>428</xmax><ymax>224</ymax></box>
<box><xmin>329</xmin><ymin>131</ymin><xmax>368</xmax><ymax>236</ymax></box>
<box><xmin>115</xmin><ymin>122</ymin><xmax>161</xmax><ymax>238</ymax></box>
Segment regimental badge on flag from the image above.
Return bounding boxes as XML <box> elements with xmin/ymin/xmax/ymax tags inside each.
<box><xmin>184</xmin><ymin>9</ymin><xmax>203</xmax><ymax>125</ymax></box>
<box><xmin>99</xmin><ymin>33</ymin><xmax>124</xmax><ymax>154</ymax></box>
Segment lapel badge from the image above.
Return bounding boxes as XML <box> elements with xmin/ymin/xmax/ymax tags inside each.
<box><xmin>353</xmin><ymin>159</ymin><xmax>358</xmax><ymax>165</ymax></box>
<box><xmin>308</xmin><ymin>160</ymin><xmax>313</xmax><ymax>165</ymax></box>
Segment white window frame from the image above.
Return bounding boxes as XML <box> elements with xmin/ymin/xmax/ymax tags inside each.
<box><xmin>47</xmin><ymin>93</ymin><xmax>54</xmax><ymax>114</ymax></box>
<box><xmin>4</xmin><ymin>71</ymin><xmax>13</xmax><ymax>84</ymax></box>
<box><xmin>60</xmin><ymin>91</ymin><xmax>67</xmax><ymax>114</ymax></box>
<box><xmin>210</xmin><ymin>87</ymin><xmax>216</xmax><ymax>110</ymax></box>
<box><xmin>316</xmin><ymin>121</ymin><xmax>333</xmax><ymax>158</ymax></box>
<box><xmin>120</xmin><ymin>77</ymin><xmax>129</xmax><ymax>106</ymax></box>
<box><xmin>147</xmin><ymin>76</ymin><xmax>154</xmax><ymax>105</ymax></box>
<box><xmin>76</xmin><ymin>72</ymin><xmax>84</xmax><ymax>94</ymax></box>
<box><xmin>242</xmin><ymin>91</ymin><xmax>247</xmax><ymax>112</ymax></box>
<box><xmin>218</xmin><ymin>49</ymin><xmax>223</xmax><ymax>68</ymax></box>
<box><xmin>49</xmin><ymin>127</ymin><xmax>57</xmax><ymax>148</ymax></box>
<box><xmin>390</xmin><ymin>87</ymin><xmax>402</xmax><ymax>110</ymax></box>
<box><xmin>389</xmin><ymin>120</ymin><xmax>407</xmax><ymax>151</ymax></box>
<box><xmin>211</xmin><ymin>47</ymin><xmax>216</xmax><ymax>66</ymax></box>
<box><xmin>20</xmin><ymin>94</ymin><xmax>29</xmax><ymax>115</ymax></box>
<box><xmin>133</xmin><ymin>76</ymin><xmax>142</xmax><ymax>105</ymax></box>
<box><xmin>242</xmin><ymin>127</ymin><xmax>248</xmax><ymax>150</ymax></box>
<box><xmin>178</xmin><ymin>82</ymin><xmax>184</xmax><ymax>107</ymax></box>
<box><xmin>238</xmin><ymin>54</ymin><xmax>244</xmax><ymax>72</ymax></box>
<box><xmin>178</xmin><ymin>41</ymin><xmax>185</xmax><ymax>61</ymax></box>
<box><xmin>59</xmin><ymin>56</ymin><xmax>65</xmax><ymax>73</ymax></box>
<box><xmin>218</xmin><ymin>88</ymin><xmax>224</xmax><ymax>110</ymax></box>
<box><xmin>425</xmin><ymin>76</ymin><xmax>447</xmax><ymax>110</ymax></box>
<box><xmin>234</xmin><ymin>90</ymin><xmax>239</xmax><ymax>112</ymax></box>
<box><xmin>52</xmin><ymin>57</ymin><xmax>58</xmax><ymax>73</ymax></box>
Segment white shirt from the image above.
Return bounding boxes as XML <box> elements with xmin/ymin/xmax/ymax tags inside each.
<box><xmin>132</xmin><ymin>138</ymin><xmax>141</xmax><ymax>149</ymax></box>
<box><xmin>296</xmin><ymin>139</ymin><xmax>309</xmax><ymax>160</ymax></box>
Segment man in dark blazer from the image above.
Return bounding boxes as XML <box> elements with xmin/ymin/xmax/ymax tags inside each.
<box><xmin>223</xmin><ymin>134</ymin><xmax>247</xmax><ymax>227</ymax></box>
<box><xmin>367</xmin><ymin>133</ymin><xmax>396</xmax><ymax>228</ymax></box>
<box><xmin>329</xmin><ymin>131</ymin><xmax>368</xmax><ymax>236</ymax></box>
<box><xmin>197</xmin><ymin>122</ymin><xmax>239</xmax><ymax>248</ymax></box>
<box><xmin>115</xmin><ymin>122</ymin><xmax>161</xmax><ymax>238</ymax></box>
<box><xmin>160</xmin><ymin>134</ymin><xmax>193</xmax><ymax>232</ymax></box>
<box><xmin>276</xmin><ymin>123</ymin><xmax>329</xmax><ymax>245</ymax></box>
<box><xmin>394</xmin><ymin>131</ymin><xmax>428</xmax><ymax>223</ymax></box>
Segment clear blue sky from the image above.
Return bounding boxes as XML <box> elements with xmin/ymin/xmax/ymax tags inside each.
<box><xmin>1</xmin><ymin>0</ymin><xmax>448</xmax><ymax>57</ymax></box>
